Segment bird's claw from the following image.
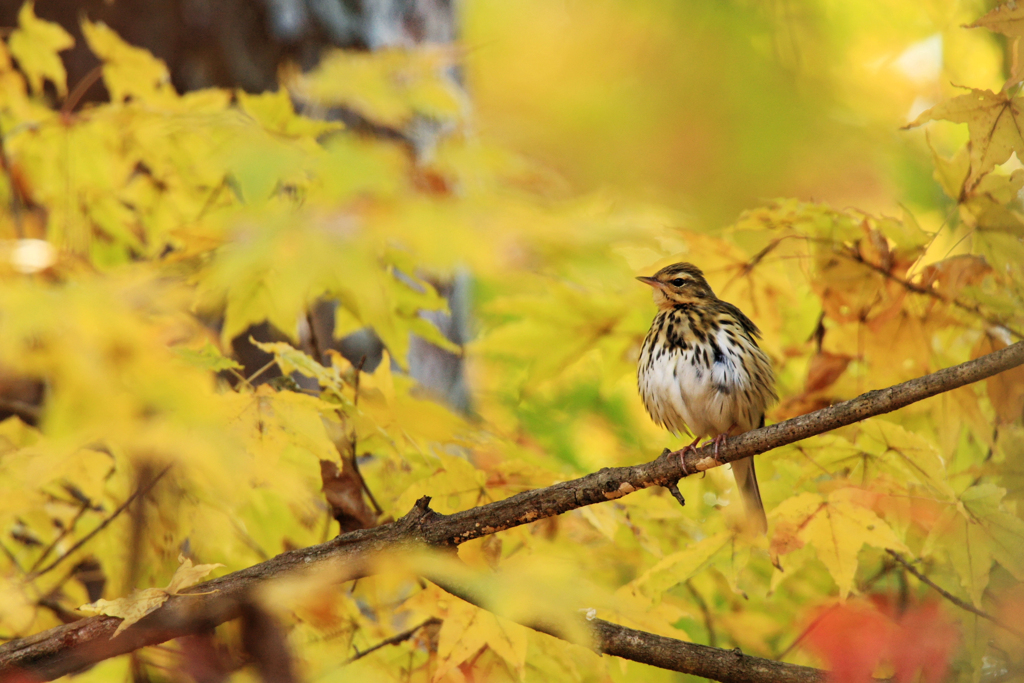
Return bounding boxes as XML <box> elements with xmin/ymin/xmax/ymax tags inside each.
<box><xmin>712</xmin><ymin>433</ymin><xmax>729</xmax><ymax>464</ymax></box>
<box><xmin>673</xmin><ymin>443</ymin><xmax>699</xmax><ymax>476</ymax></box>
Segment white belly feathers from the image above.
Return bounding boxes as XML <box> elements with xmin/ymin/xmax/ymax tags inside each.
<box><xmin>638</xmin><ymin>313</ymin><xmax>767</xmax><ymax>439</ymax></box>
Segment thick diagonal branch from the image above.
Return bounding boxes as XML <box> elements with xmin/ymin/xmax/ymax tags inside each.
<box><xmin>1</xmin><ymin>341</ymin><xmax>1021</xmax><ymax>681</ymax></box>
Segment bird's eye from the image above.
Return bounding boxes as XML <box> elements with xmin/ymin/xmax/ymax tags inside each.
<box><xmin>669</xmin><ymin>278</ymin><xmax>686</xmax><ymax>287</ymax></box>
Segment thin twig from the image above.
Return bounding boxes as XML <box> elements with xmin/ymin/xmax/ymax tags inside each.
<box><xmin>777</xmin><ymin>603</ymin><xmax>839</xmax><ymax>660</ymax></box>
<box><xmin>126</xmin><ymin>463</ymin><xmax>156</xmax><ymax>592</ymax></box>
<box><xmin>28</xmin><ymin>464</ymin><xmax>172</xmax><ymax>580</ymax></box>
<box><xmin>246</xmin><ymin>359</ymin><xmax>278</xmax><ymax>385</ymax></box>
<box><xmin>0</xmin><ymin>540</ymin><xmax>23</xmax><ymax>576</ymax></box>
<box><xmin>27</xmin><ymin>502</ymin><xmax>92</xmax><ymax>575</ymax></box>
<box><xmin>305</xmin><ymin>310</ymin><xmax>324</xmax><ymax>367</ymax></box>
<box><xmin>60</xmin><ymin>66</ymin><xmax>103</xmax><ymax>117</ymax></box>
<box><xmin>343</xmin><ymin>618</ymin><xmax>440</xmax><ymax>665</ymax></box>
<box><xmin>684</xmin><ymin>580</ymin><xmax>717</xmax><ymax>648</ymax></box>
<box><xmin>886</xmin><ymin>550</ymin><xmax>1024</xmax><ymax>639</ymax></box>
<box><xmin>349</xmin><ymin>355</ymin><xmax>382</xmax><ymax>516</ymax></box>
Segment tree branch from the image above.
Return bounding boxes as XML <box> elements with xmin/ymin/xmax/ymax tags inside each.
<box><xmin>886</xmin><ymin>550</ymin><xmax>1024</xmax><ymax>639</ymax></box>
<box><xmin>592</xmin><ymin>619</ymin><xmax>824</xmax><ymax>683</ymax></box>
<box><xmin>1</xmin><ymin>341</ymin><xmax>1021</xmax><ymax>681</ymax></box>
<box><xmin>342</xmin><ymin>617</ymin><xmax>441</xmax><ymax>665</ymax></box>
<box><xmin>424</xmin><ymin>563</ymin><xmax>825</xmax><ymax>683</ymax></box>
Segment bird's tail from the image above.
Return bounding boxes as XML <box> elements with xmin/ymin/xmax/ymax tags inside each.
<box><xmin>731</xmin><ymin>457</ymin><xmax>767</xmax><ymax>534</ymax></box>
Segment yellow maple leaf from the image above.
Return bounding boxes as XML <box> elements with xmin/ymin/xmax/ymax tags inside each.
<box><xmin>850</xmin><ymin>421</ymin><xmax>956</xmax><ymax>499</ymax></box>
<box><xmin>79</xmin><ymin>554</ymin><xmax>223</xmax><ymax>637</ymax></box>
<box><xmin>7</xmin><ymin>2</ymin><xmax>74</xmax><ymax>97</ymax></box>
<box><xmin>629</xmin><ymin>531</ymin><xmax>732</xmax><ymax>598</ymax></box>
<box><xmin>0</xmin><ymin>578</ymin><xmax>37</xmax><ymax>634</ymax></box>
<box><xmin>907</xmin><ymin>88</ymin><xmax>1024</xmax><ymax>188</ymax></box>
<box><xmin>81</xmin><ymin>20</ymin><xmax>173</xmax><ymax>104</ymax></box>
<box><xmin>433</xmin><ymin>597</ymin><xmax>527</xmax><ymax>682</ymax></box>
<box><xmin>773</xmin><ymin>490</ymin><xmax>907</xmax><ymax>599</ymax></box>
<box><xmin>923</xmin><ymin>484</ymin><xmax>1024</xmax><ymax>607</ymax></box>
<box><xmin>927</xmin><ymin>136</ymin><xmax>970</xmax><ymax>202</ymax></box>
<box><xmin>236</xmin><ymin>88</ymin><xmax>343</xmax><ymax>139</ymax></box>
<box><xmin>174</xmin><ymin>341</ymin><xmax>243</xmax><ymax>373</ymax></box>
<box><xmin>974</xmin><ymin>332</ymin><xmax>1024</xmax><ymax>425</ymax></box>
<box><xmin>252</xmin><ymin>340</ymin><xmax>353</xmax><ymax>404</ymax></box>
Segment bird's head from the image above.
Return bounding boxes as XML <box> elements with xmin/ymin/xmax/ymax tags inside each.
<box><xmin>636</xmin><ymin>262</ymin><xmax>715</xmax><ymax>309</ymax></box>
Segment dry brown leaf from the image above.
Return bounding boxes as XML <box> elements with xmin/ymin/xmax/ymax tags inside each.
<box><xmin>967</xmin><ymin>2</ymin><xmax>1024</xmax><ymax>39</ymax></box>
<box><xmin>805</xmin><ymin>351</ymin><xmax>853</xmax><ymax>394</ymax></box>
<box><xmin>919</xmin><ymin>255</ymin><xmax>992</xmax><ymax>299</ymax></box>
<box><xmin>320</xmin><ymin>459</ymin><xmax>377</xmax><ymax>532</ymax></box>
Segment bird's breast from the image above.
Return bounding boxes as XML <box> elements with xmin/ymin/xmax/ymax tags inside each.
<box><xmin>638</xmin><ymin>310</ymin><xmax>773</xmax><ymax>438</ymax></box>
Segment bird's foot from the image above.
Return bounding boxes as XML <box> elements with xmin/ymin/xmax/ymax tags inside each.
<box><xmin>667</xmin><ymin>435</ymin><xmax>703</xmax><ymax>476</ymax></box>
<box><xmin>711</xmin><ymin>433</ymin><xmax>729</xmax><ymax>464</ymax></box>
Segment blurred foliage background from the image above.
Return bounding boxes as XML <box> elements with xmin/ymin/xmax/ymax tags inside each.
<box><xmin>464</xmin><ymin>0</ymin><xmax>1000</xmax><ymax>226</ymax></box>
<box><xmin>0</xmin><ymin>0</ymin><xmax>1023</xmax><ymax>682</ymax></box>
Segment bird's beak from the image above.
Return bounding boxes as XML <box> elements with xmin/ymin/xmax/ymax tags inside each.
<box><xmin>636</xmin><ymin>276</ymin><xmax>663</xmax><ymax>290</ymax></box>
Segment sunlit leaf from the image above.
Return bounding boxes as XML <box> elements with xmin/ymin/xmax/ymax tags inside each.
<box><xmin>907</xmin><ymin>88</ymin><xmax>1024</xmax><ymax>187</ymax></box>
<box><xmin>7</xmin><ymin>2</ymin><xmax>73</xmax><ymax>97</ymax></box>
<box><xmin>82</xmin><ymin>20</ymin><xmax>173</xmax><ymax>104</ymax></box>
<box><xmin>773</xmin><ymin>490</ymin><xmax>906</xmax><ymax>599</ymax></box>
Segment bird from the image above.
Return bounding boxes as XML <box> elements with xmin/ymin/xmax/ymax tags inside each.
<box><xmin>636</xmin><ymin>262</ymin><xmax>777</xmax><ymax>533</ymax></box>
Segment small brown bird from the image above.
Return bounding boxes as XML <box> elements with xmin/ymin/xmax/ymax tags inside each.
<box><xmin>637</xmin><ymin>263</ymin><xmax>777</xmax><ymax>533</ymax></box>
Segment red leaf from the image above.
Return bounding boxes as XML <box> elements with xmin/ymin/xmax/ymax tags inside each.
<box><xmin>803</xmin><ymin>597</ymin><xmax>959</xmax><ymax>683</ymax></box>
<box><xmin>890</xmin><ymin>602</ymin><xmax>959</xmax><ymax>683</ymax></box>
<box><xmin>804</xmin><ymin>602</ymin><xmax>893</xmax><ymax>683</ymax></box>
